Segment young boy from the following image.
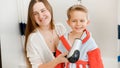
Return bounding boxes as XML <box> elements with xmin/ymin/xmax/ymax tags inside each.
<box><xmin>56</xmin><ymin>4</ymin><xmax>104</xmax><ymax>68</ymax></box>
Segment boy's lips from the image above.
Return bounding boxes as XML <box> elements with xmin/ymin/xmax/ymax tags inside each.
<box><xmin>75</xmin><ymin>27</ymin><xmax>83</xmax><ymax>30</ymax></box>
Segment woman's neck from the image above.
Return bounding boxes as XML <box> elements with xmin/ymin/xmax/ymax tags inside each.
<box><xmin>38</xmin><ymin>25</ymin><xmax>52</xmax><ymax>31</ymax></box>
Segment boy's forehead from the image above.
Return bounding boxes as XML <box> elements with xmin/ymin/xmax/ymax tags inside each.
<box><xmin>71</xmin><ymin>10</ymin><xmax>87</xmax><ymax>13</ymax></box>
<box><xmin>70</xmin><ymin>10</ymin><xmax>87</xmax><ymax>16</ymax></box>
<box><xmin>69</xmin><ymin>11</ymin><xmax>88</xmax><ymax>19</ymax></box>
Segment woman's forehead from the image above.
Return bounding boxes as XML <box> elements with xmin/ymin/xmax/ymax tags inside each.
<box><xmin>33</xmin><ymin>2</ymin><xmax>46</xmax><ymax>12</ymax></box>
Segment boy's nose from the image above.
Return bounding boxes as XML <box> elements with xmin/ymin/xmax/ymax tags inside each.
<box><xmin>76</xmin><ymin>22</ymin><xmax>81</xmax><ymax>25</ymax></box>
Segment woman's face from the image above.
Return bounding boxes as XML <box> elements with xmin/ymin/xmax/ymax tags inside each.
<box><xmin>33</xmin><ymin>2</ymin><xmax>51</xmax><ymax>27</ymax></box>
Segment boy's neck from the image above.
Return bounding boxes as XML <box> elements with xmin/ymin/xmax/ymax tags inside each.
<box><xmin>70</xmin><ymin>31</ymin><xmax>84</xmax><ymax>39</ymax></box>
<box><xmin>68</xmin><ymin>31</ymin><xmax>84</xmax><ymax>45</ymax></box>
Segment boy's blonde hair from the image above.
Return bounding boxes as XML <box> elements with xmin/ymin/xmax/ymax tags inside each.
<box><xmin>67</xmin><ymin>4</ymin><xmax>88</xmax><ymax>19</ymax></box>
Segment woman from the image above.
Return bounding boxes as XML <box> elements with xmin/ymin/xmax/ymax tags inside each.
<box><xmin>24</xmin><ymin>0</ymin><xmax>68</xmax><ymax>68</ymax></box>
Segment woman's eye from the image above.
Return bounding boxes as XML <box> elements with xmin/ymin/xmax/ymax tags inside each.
<box><xmin>33</xmin><ymin>12</ymin><xmax>38</xmax><ymax>15</ymax></box>
<box><xmin>41</xmin><ymin>9</ymin><xmax>46</xmax><ymax>12</ymax></box>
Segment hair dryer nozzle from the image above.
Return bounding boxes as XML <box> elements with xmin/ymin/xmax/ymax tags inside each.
<box><xmin>68</xmin><ymin>50</ymin><xmax>80</xmax><ymax>63</ymax></box>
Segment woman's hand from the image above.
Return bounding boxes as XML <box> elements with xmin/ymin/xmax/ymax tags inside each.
<box><xmin>54</xmin><ymin>52</ymin><xmax>68</xmax><ymax>64</ymax></box>
<box><xmin>38</xmin><ymin>52</ymin><xmax>68</xmax><ymax>68</ymax></box>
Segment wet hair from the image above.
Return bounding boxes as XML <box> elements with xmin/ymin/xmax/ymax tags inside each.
<box><xmin>67</xmin><ymin>4</ymin><xmax>88</xmax><ymax>20</ymax></box>
<box><xmin>24</xmin><ymin>0</ymin><xmax>54</xmax><ymax>67</ymax></box>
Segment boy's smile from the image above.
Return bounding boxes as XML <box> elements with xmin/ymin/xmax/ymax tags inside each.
<box><xmin>67</xmin><ymin>11</ymin><xmax>89</xmax><ymax>34</ymax></box>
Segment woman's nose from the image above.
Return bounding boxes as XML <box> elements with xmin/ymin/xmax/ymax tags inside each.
<box><xmin>38</xmin><ymin>12</ymin><xmax>43</xmax><ymax>19</ymax></box>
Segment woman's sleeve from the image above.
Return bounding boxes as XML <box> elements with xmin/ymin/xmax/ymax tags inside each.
<box><xmin>87</xmin><ymin>48</ymin><xmax>104</xmax><ymax>68</ymax></box>
<box><xmin>55</xmin><ymin>23</ymin><xmax>66</xmax><ymax>37</ymax></box>
<box><xmin>26</xmin><ymin>36</ymin><xmax>42</xmax><ymax>68</ymax></box>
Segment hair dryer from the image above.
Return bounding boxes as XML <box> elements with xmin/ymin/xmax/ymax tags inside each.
<box><xmin>67</xmin><ymin>39</ymin><xmax>82</xmax><ymax>63</ymax></box>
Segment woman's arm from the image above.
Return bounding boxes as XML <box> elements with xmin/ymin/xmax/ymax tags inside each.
<box><xmin>27</xmin><ymin>41</ymin><xmax>68</xmax><ymax>68</ymax></box>
<box><xmin>38</xmin><ymin>52</ymin><xmax>68</xmax><ymax>68</ymax></box>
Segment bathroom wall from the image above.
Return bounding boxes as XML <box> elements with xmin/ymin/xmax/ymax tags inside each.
<box><xmin>0</xmin><ymin>0</ymin><xmax>30</xmax><ymax>68</ymax></box>
<box><xmin>0</xmin><ymin>0</ymin><xmax>118</xmax><ymax>68</ymax></box>
<box><xmin>118</xmin><ymin>0</ymin><xmax>120</xmax><ymax>67</ymax></box>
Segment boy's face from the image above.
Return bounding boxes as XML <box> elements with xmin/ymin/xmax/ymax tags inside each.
<box><xmin>67</xmin><ymin>11</ymin><xmax>89</xmax><ymax>33</ymax></box>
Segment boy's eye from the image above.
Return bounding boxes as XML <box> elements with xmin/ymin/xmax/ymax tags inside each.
<box><xmin>72</xmin><ymin>21</ymin><xmax>76</xmax><ymax>22</ymax></box>
<box><xmin>72</xmin><ymin>20</ymin><xmax>77</xmax><ymax>22</ymax></box>
<box><xmin>80</xmin><ymin>20</ymin><xmax>85</xmax><ymax>22</ymax></box>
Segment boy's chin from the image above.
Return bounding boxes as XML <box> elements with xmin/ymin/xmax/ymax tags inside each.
<box><xmin>74</xmin><ymin>30</ymin><xmax>84</xmax><ymax>33</ymax></box>
<box><xmin>75</xmin><ymin>29</ymin><xmax>84</xmax><ymax>32</ymax></box>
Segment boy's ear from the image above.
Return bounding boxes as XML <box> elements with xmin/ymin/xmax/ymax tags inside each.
<box><xmin>87</xmin><ymin>20</ymin><xmax>90</xmax><ymax>25</ymax></box>
<box><xmin>67</xmin><ymin>20</ymin><xmax>70</xmax><ymax>25</ymax></box>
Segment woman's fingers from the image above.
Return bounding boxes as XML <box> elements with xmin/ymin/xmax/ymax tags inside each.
<box><xmin>62</xmin><ymin>52</ymin><xmax>68</xmax><ymax>57</ymax></box>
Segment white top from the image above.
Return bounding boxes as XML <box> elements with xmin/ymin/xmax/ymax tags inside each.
<box><xmin>26</xmin><ymin>23</ymin><xmax>66</xmax><ymax>68</ymax></box>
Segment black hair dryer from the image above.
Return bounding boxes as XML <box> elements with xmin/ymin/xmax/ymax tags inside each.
<box><xmin>67</xmin><ymin>39</ymin><xmax>82</xmax><ymax>63</ymax></box>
